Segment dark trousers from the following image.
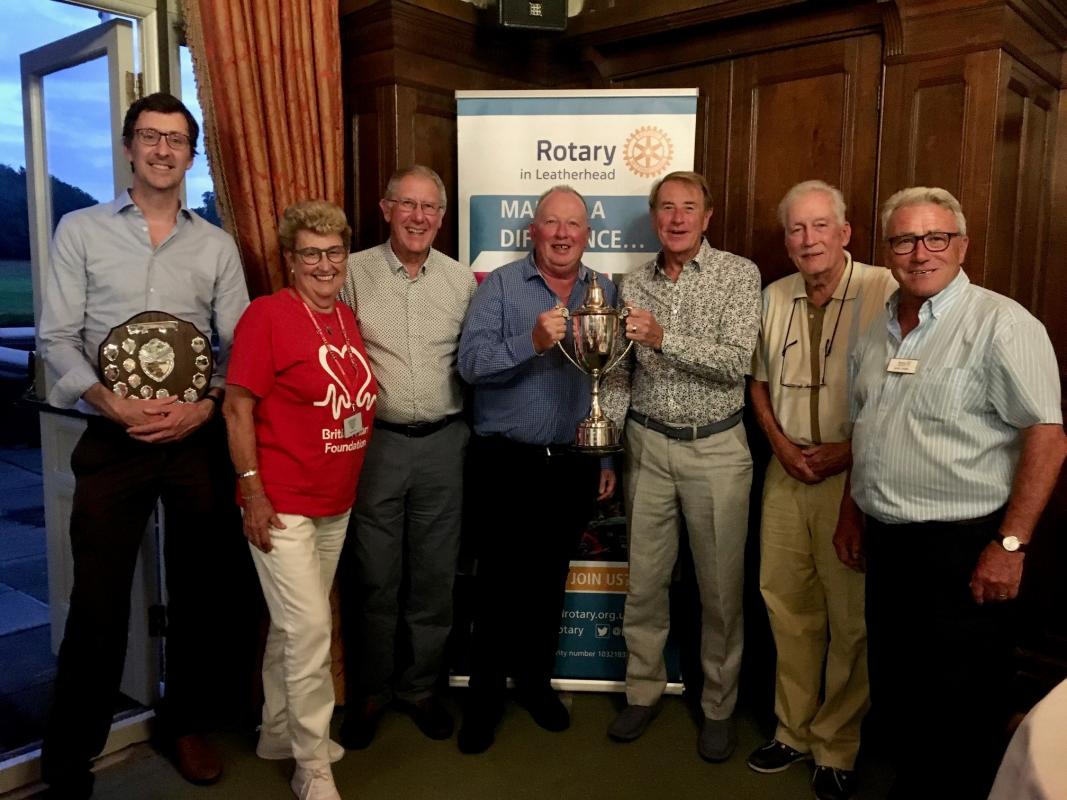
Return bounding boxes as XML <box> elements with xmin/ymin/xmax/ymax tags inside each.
<box><xmin>465</xmin><ymin>435</ymin><xmax>599</xmax><ymax>707</ymax></box>
<box><xmin>341</xmin><ymin>421</ymin><xmax>468</xmax><ymax>705</ymax></box>
<box><xmin>865</xmin><ymin>513</ymin><xmax>1017</xmax><ymax>800</ymax></box>
<box><xmin>41</xmin><ymin>416</ymin><xmax>246</xmax><ymax>791</ymax></box>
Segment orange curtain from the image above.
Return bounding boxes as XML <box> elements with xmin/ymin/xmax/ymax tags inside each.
<box><xmin>183</xmin><ymin>0</ymin><xmax>344</xmax><ymax>298</ymax></box>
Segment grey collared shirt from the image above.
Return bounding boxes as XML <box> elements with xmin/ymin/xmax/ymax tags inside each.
<box><xmin>37</xmin><ymin>191</ymin><xmax>249</xmax><ymax>412</ymax></box>
<box><xmin>603</xmin><ymin>239</ymin><xmax>762</xmax><ymax>427</ymax></box>
<box><xmin>341</xmin><ymin>243</ymin><xmax>476</xmax><ymax>424</ymax></box>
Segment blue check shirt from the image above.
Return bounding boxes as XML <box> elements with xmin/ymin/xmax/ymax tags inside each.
<box><xmin>459</xmin><ymin>253</ymin><xmax>618</xmax><ymax>446</ymax></box>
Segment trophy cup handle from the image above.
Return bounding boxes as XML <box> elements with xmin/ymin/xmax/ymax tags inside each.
<box><xmin>554</xmin><ymin>306</ymin><xmax>588</xmax><ymax>373</ymax></box>
<box><xmin>603</xmin><ymin>306</ymin><xmax>634</xmax><ymax>374</ymax></box>
<box><xmin>604</xmin><ymin>339</ymin><xmax>635</xmax><ymax>374</ymax></box>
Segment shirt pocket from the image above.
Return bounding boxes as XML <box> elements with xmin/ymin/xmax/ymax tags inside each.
<box><xmin>910</xmin><ymin>366</ymin><xmax>977</xmax><ymax>422</ymax></box>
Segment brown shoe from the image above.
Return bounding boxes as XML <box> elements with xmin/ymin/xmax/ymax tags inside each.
<box><xmin>339</xmin><ymin>698</ymin><xmax>386</xmax><ymax>750</ymax></box>
<box><xmin>173</xmin><ymin>734</ymin><xmax>222</xmax><ymax>785</ymax></box>
<box><xmin>400</xmin><ymin>696</ymin><xmax>455</xmax><ymax>740</ymax></box>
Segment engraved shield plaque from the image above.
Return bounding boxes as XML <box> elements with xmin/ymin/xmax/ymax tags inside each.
<box><xmin>98</xmin><ymin>311</ymin><xmax>214</xmax><ymax>402</ymax></box>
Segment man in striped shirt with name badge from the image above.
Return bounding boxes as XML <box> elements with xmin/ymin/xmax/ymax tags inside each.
<box><xmin>835</xmin><ymin>186</ymin><xmax>1066</xmax><ymax>800</ymax></box>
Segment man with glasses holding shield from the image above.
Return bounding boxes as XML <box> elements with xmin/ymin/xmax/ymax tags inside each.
<box><xmin>747</xmin><ymin>181</ymin><xmax>894</xmax><ymax>800</ymax></box>
<box><xmin>338</xmin><ymin>165</ymin><xmax>476</xmax><ymax>749</ymax></box>
<box><xmin>37</xmin><ymin>93</ymin><xmax>248</xmax><ymax>797</ymax></box>
<box><xmin>835</xmin><ymin>186</ymin><xmax>1065</xmax><ymax>798</ymax></box>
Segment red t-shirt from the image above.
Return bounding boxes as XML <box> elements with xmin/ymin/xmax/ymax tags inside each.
<box><xmin>227</xmin><ymin>289</ymin><xmax>377</xmax><ymax>516</ymax></box>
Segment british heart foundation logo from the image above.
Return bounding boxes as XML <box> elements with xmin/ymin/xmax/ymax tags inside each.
<box><xmin>623</xmin><ymin>126</ymin><xmax>674</xmax><ymax>178</ymax></box>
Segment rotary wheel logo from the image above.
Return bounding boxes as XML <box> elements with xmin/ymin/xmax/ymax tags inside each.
<box><xmin>623</xmin><ymin>126</ymin><xmax>674</xmax><ymax>178</ymax></box>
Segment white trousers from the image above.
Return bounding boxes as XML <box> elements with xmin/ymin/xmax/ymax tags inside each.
<box><xmin>249</xmin><ymin>510</ymin><xmax>349</xmax><ymax>766</ymax></box>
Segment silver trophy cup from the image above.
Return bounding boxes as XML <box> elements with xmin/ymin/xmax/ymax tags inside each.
<box><xmin>556</xmin><ymin>273</ymin><xmax>632</xmax><ymax>454</ymax></box>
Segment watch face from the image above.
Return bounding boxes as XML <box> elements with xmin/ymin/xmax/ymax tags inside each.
<box><xmin>1001</xmin><ymin>535</ymin><xmax>1021</xmax><ymax>552</ymax></box>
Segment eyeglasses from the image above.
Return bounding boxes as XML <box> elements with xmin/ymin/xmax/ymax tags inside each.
<box><xmin>134</xmin><ymin>127</ymin><xmax>192</xmax><ymax>150</ymax></box>
<box><xmin>779</xmin><ymin>259</ymin><xmax>853</xmax><ymax>389</ymax></box>
<box><xmin>293</xmin><ymin>246</ymin><xmax>348</xmax><ymax>266</ymax></box>
<box><xmin>383</xmin><ymin>198</ymin><xmax>444</xmax><ymax>217</ymax></box>
<box><xmin>886</xmin><ymin>231</ymin><xmax>961</xmax><ymax>255</ymax></box>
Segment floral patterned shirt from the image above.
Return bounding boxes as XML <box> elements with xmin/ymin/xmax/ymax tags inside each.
<box><xmin>603</xmin><ymin>239</ymin><xmax>761</xmax><ymax>427</ymax></box>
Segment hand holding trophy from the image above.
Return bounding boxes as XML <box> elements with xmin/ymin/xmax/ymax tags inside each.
<box><xmin>555</xmin><ymin>273</ymin><xmax>632</xmax><ymax>454</ymax></box>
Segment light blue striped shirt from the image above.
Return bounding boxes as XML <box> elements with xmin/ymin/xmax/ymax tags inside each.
<box><xmin>850</xmin><ymin>270</ymin><xmax>1062</xmax><ymax>524</ymax></box>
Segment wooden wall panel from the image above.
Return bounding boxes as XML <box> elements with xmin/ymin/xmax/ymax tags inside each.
<box><xmin>341</xmin><ymin>2</ymin><xmax>549</xmax><ymax>259</ymax></box>
<box><xmin>909</xmin><ymin>79</ymin><xmax>968</xmax><ymax>191</ymax></box>
<box><xmin>395</xmin><ymin>86</ymin><xmax>459</xmax><ymax>257</ymax></box>
<box><xmin>616</xmin><ymin>34</ymin><xmax>882</xmax><ymax>285</ymax></box>
<box><xmin>986</xmin><ymin>59</ymin><xmax>1056</xmax><ymax>314</ymax></box>
<box><xmin>348</xmin><ymin>85</ymin><xmax>459</xmax><ymax>256</ymax></box>
<box><xmin>1043</xmin><ymin>83</ymin><xmax>1067</xmax><ymax>379</ymax></box>
<box><xmin>878</xmin><ymin>50</ymin><xmax>1002</xmax><ymax>283</ymax></box>
<box><xmin>725</xmin><ymin>35</ymin><xmax>883</xmax><ymax>285</ymax></box>
<box><xmin>614</xmin><ymin>63</ymin><xmax>732</xmax><ymax>250</ymax></box>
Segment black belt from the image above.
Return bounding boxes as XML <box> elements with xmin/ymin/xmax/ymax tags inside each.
<box><xmin>478</xmin><ymin>434</ymin><xmax>575</xmax><ymax>458</ymax></box>
<box><xmin>627</xmin><ymin>408</ymin><xmax>742</xmax><ymax>441</ymax></box>
<box><xmin>869</xmin><ymin>508</ymin><xmax>1005</xmax><ymax>528</ymax></box>
<box><xmin>374</xmin><ymin>414</ymin><xmax>461</xmax><ymax>438</ymax></box>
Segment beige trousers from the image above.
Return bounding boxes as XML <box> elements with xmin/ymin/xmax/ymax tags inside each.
<box><xmin>759</xmin><ymin>457</ymin><xmax>869</xmax><ymax>769</ymax></box>
<box><xmin>622</xmin><ymin>421</ymin><xmax>752</xmax><ymax>720</ymax></box>
<box><xmin>250</xmin><ymin>510</ymin><xmax>349</xmax><ymax>767</ymax></box>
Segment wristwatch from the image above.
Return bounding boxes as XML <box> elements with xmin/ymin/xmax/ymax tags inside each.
<box><xmin>994</xmin><ymin>534</ymin><xmax>1028</xmax><ymax>553</ymax></box>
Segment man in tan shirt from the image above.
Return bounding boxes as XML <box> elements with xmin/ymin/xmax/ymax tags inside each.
<box><xmin>748</xmin><ymin>180</ymin><xmax>895</xmax><ymax>800</ymax></box>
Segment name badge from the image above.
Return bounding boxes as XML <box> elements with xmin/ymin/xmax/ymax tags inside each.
<box><xmin>887</xmin><ymin>357</ymin><xmax>919</xmax><ymax>374</ymax></box>
<box><xmin>343</xmin><ymin>414</ymin><xmax>364</xmax><ymax>438</ymax></box>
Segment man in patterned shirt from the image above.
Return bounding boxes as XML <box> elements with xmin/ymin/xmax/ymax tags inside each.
<box><xmin>835</xmin><ymin>186</ymin><xmax>1065</xmax><ymax>799</ymax></box>
<box><xmin>339</xmin><ymin>165</ymin><xmax>476</xmax><ymax>748</ymax></box>
<box><xmin>602</xmin><ymin>171</ymin><xmax>761</xmax><ymax>762</ymax></box>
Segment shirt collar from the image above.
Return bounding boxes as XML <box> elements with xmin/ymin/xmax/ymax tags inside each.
<box><xmin>384</xmin><ymin>241</ymin><xmax>434</xmax><ymax>276</ymax></box>
<box><xmin>522</xmin><ymin>252</ymin><xmax>592</xmax><ymax>284</ymax></box>
<box><xmin>655</xmin><ymin>237</ymin><xmax>710</xmax><ymax>278</ymax></box>
<box><xmin>112</xmin><ymin>189</ymin><xmax>194</xmax><ymax>221</ymax></box>
<box><xmin>886</xmin><ymin>267</ymin><xmax>969</xmax><ymax>320</ymax></box>
<box><xmin>790</xmin><ymin>251</ymin><xmax>859</xmax><ymax>302</ymax></box>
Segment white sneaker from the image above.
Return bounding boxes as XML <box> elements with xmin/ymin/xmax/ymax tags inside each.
<box><xmin>257</xmin><ymin>733</ymin><xmax>344</xmax><ymax>763</ymax></box>
<box><xmin>291</xmin><ymin>763</ymin><xmax>341</xmax><ymax>800</ymax></box>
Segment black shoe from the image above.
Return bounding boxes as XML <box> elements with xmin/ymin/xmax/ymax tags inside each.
<box><xmin>698</xmin><ymin>716</ymin><xmax>736</xmax><ymax>762</ymax></box>
<box><xmin>399</xmin><ymin>696</ymin><xmax>454</xmax><ymax>740</ymax></box>
<box><xmin>812</xmin><ymin>765</ymin><xmax>857</xmax><ymax>800</ymax></box>
<box><xmin>746</xmin><ymin>739</ymin><xmax>812</xmax><ymax>773</ymax></box>
<box><xmin>339</xmin><ymin>698</ymin><xmax>386</xmax><ymax>750</ymax></box>
<box><xmin>457</xmin><ymin>700</ymin><xmax>502</xmax><ymax>755</ymax></box>
<box><xmin>515</xmin><ymin>689</ymin><xmax>570</xmax><ymax>732</ymax></box>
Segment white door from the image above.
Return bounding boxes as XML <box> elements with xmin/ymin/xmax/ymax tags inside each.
<box><xmin>21</xmin><ymin>17</ymin><xmax>161</xmax><ymax>707</ymax></box>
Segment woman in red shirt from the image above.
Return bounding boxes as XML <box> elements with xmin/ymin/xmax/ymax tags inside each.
<box><xmin>223</xmin><ymin>200</ymin><xmax>376</xmax><ymax>800</ymax></box>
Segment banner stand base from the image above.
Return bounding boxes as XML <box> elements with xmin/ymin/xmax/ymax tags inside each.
<box><xmin>448</xmin><ymin>676</ymin><xmax>685</xmax><ymax>695</ymax></box>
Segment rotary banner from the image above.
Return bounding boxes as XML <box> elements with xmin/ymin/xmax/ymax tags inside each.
<box><xmin>457</xmin><ymin>89</ymin><xmax>699</xmax><ymax>279</ymax></box>
<box><xmin>456</xmin><ymin>89</ymin><xmax>696</xmax><ymax>690</ymax></box>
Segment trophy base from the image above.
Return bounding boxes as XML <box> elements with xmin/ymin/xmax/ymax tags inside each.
<box><xmin>573</xmin><ymin>418</ymin><xmax>623</xmax><ymax>455</ymax></box>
